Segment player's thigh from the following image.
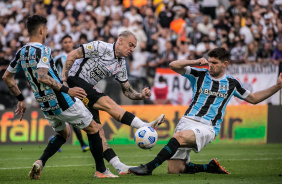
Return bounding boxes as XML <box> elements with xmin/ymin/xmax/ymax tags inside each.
<box><xmin>60</xmin><ymin>98</ymin><xmax>93</xmax><ymax>130</ymax></box>
<box><xmin>174</xmin><ymin>117</ymin><xmax>215</xmax><ymax>152</ymax></box>
<box><xmin>167</xmin><ymin>160</ymin><xmax>186</xmax><ymax>174</ymax></box>
<box><xmin>93</xmin><ymin>96</ymin><xmax>121</xmax><ymax>111</ymax></box>
<box><xmin>173</xmin><ymin>130</ymin><xmax>197</xmax><ymax>148</ymax></box>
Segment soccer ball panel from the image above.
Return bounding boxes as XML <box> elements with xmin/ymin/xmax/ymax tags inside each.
<box><xmin>134</xmin><ymin>126</ymin><xmax>158</xmax><ymax>149</ymax></box>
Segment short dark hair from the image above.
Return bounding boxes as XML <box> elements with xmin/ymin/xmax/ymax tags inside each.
<box><xmin>61</xmin><ymin>34</ymin><xmax>72</xmax><ymax>43</ymax></box>
<box><xmin>207</xmin><ymin>47</ymin><xmax>230</xmax><ymax>62</ymax></box>
<box><xmin>27</xmin><ymin>15</ymin><xmax>47</xmax><ymax>36</ymax></box>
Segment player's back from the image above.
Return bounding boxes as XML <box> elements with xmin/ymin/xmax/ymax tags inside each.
<box><xmin>8</xmin><ymin>42</ymin><xmax>75</xmax><ymax>116</ymax></box>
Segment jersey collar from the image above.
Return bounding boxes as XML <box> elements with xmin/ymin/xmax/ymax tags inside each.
<box><xmin>208</xmin><ymin>73</ymin><xmax>226</xmax><ymax>81</ymax></box>
<box><xmin>27</xmin><ymin>42</ymin><xmax>43</xmax><ymax>45</ymax></box>
<box><xmin>113</xmin><ymin>42</ymin><xmax>117</xmax><ymax>59</ymax></box>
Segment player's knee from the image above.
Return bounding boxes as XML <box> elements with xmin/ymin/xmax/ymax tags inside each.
<box><xmin>59</xmin><ymin>125</ymin><xmax>71</xmax><ymax>140</ymax></box>
<box><xmin>83</xmin><ymin>120</ymin><xmax>99</xmax><ymax>134</ymax></box>
<box><xmin>173</xmin><ymin>131</ymin><xmax>186</xmax><ymax>146</ymax></box>
<box><xmin>167</xmin><ymin>160</ymin><xmax>185</xmax><ymax>174</ymax></box>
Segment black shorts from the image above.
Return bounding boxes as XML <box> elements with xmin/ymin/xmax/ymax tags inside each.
<box><xmin>67</xmin><ymin>76</ymin><xmax>106</xmax><ymax>124</ymax></box>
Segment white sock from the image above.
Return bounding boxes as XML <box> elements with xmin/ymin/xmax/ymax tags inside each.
<box><xmin>109</xmin><ymin>156</ymin><xmax>127</xmax><ymax>171</ymax></box>
<box><xmin>130</xmin><ymin>117</ymin><xmax>146</xmax><ymax>128</ymax></box>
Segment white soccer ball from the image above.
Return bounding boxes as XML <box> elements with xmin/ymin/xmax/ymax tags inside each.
<box><xmin>134</xmin><ymin>126</ymin><xmax>158</xmax><ymax>149</ymax></box>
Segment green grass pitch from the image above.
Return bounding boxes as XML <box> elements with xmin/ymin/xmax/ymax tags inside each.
<box><xmin>0</xmin><ymin>143</ymin><xmax>281</xmax><ymax>184</ymax></box>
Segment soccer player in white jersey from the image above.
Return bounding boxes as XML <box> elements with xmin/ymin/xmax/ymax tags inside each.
<box><xmin>2</xmin><ymin>15</ymin><xmax>118</xmax><ymax>179</ymax></box>
<box><xmin>129</xmin><ymin>47</ymin><xmax>282</xmax><ymax>175</ymax></box>
<box><xmin>62</xmin><ymin>31</ymin><xmax>165</xmax><ymax>174</ymax></box>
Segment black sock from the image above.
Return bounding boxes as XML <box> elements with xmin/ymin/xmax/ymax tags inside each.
<box><xmin>103</xmin><ymin>148</ymin><xmax>117</xmax><ymax>162</ymax></box>
<box><xmin>185</xmin><ymin>162</ymin><xmax>209</xmax><ymax>173</ymax></box>
<box><xmin>146</xmin><ymin>137</ymin><xmax>180</xmax><ymax>172</ymax></box>
<box><xmin>39</xmin><ymin>135</ymin><xmax>66</xmax><ymax>166</ymax></box>
<box><xmin>120</xmin><ymin>111</ymin><xmax>135</xmax><ymax>126</ymax></box>
<box><xmin>87</xmin><ymin>131</ymin><xmax>106</xmax><ymax>172</ymax></box>
<box><xmin>72</xmin><ymin>126</ymin><xmax>87</xmax><ymax>147</ymax></box>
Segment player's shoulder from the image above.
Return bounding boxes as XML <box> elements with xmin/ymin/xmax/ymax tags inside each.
<box><xmin>226</xmin><ymin>75</ymin><xmax>242</xmax><ymax>85</ymax></box>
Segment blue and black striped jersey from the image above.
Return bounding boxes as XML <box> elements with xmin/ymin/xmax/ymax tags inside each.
<box><xmin>7</xmin><ymin>42</ymin><xmax>75</xmax><ymax>116</ymax></box>
<box><xmin>53</xmin><ymin>52</ymin><xmax>67</xmax><ymax>78</ymax></box>
<box><xmin>183</xmin><ymin>67</ymin><xmax>250</xmax><ymax>136</ymax></box>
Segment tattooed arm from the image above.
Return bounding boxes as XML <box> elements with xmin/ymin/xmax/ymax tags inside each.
<box><xmin>2</xmin><ymin>70</ymin><xmax>26</xmax><ymax>120</ymax></box>
<box><xmin>37</xmin><ymin>68</ymin><xmax>63</xmax><ymax>90</ymax></box>
<box><xmin>37</xmin><ymin>67</ymin><xmax>87</xmax><ymax>99</ymax></box>
<box><xmin>2</xmin><ymin>70</ymin><xmax>22</xmax><ymax>96</ymax></box>
<box><xmin>120</xmin><ymin>81</ymin><xmax>145</xmax><ymax>100</ymax></box>
<box><xmin>62</xmin><ymin>47</ymin><xmax>84</xmax><ymax>83</ymax></box>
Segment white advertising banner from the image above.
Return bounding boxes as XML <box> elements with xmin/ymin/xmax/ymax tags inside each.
<box><xmin>226</xmin><ymin>63</ymin><xmax>279</xmax><ymax>105</ymax></box>
<box><xmin>154</xmin><ymin>63</ymin><xmax>280</xmax><ymax>105</ymax></box>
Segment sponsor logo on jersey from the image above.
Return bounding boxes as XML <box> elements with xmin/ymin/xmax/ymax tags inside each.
<box><xmin>36</xmin><ymin>94</ymin><xmax>56</xmax><ymax>103</ymax></box>
<box><xmin>41</xmin><ymin>56</ymin><xmax>49</xmax><ymax>64</ymax></box>
<box><xmin>90</xmin><ymin>64</ymin><xmax>107</xmax><ymax>81</ymax></box>
<box><xmin>41</xmin><ymin>104</ymin><xmax>60</xmax><ymax>111</ymax></box>
<box><xmin>21</xmin><ymin>61</ymin><xmax>37</xmax><ymax>68</ymax></box>
<box><xmin>199</xmin><ymin>88</ymin><xmax>228</xmax><ymax>98</ymax></box>
<box><xmin>86</xmin><ymin>44</ymin><xmax>93</xmax><ymax>50</ymax></box>
<box><xmin>44</xmin><ymin>46</ymin><xmax>49</xmax><ymax>55</ymax></box>
<box><xmin>20</xmin><ymin>55</ymin><xmax>36</xmax><ymax>61</ymax></box>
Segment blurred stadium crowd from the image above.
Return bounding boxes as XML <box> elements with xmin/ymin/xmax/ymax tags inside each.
<box><xmin>0</xmin><ymin>0</ymin><xmax>282</xmax><ymax>109</ymax></box>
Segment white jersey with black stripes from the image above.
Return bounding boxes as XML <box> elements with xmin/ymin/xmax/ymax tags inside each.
<box><xmin>68</xmin><ymin>41</ymin><xmax>128</xmax><ymax>86</ymax></box>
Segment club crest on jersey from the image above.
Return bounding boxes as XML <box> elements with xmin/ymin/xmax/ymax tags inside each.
<box><xmin>220</xmin><ymin>84</ymin><xmax>227</xmax><ymax>91</ymax></box>
<box><xmin>82</xmin><ymin>97</ymin><xmax>89</xmax><ymax>107</ymax></box>
<box><xmin>199</xmin><ymin>88</ymin><xmax>228</xmax><ymax>98</ymax></box>
<box><xmin>41</xmin><ymin>56</ymin><xmax>49</xmax><ymax>63</ymax></box>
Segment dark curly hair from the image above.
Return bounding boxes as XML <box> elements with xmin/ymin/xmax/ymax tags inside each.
<box><xmin>207</xmin><ymin>47</ymin><xmax>230</xmax><ymax>62</ymax></box>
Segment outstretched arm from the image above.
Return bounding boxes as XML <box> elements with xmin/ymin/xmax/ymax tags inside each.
<box><xmin>245</xmin><ymin>73</ymin><xmax>282</xmax><ymax>104</ymax></box>
<box><xmin>120</xmin><ymin>81</ymin><xmax>150</xmax><ymax>100</ymax></box>
<box><xmin>37</xmin><ymin>67</ymin><xmax>86</xmax><ymax>99</ymax></box>
<box><xmin>62</xmin><ymin>47</ymin><xmax>84</xmax><ymax>84</ymax></box>
<box><xmin>169</xmin><ymin>58</ymin><xmax>208</xmax><ymax>75</ymax></box>
<box><xmin>2</xmin><ymin>70</ymin><xmax>26</xmax><ymax>120</ymax></box>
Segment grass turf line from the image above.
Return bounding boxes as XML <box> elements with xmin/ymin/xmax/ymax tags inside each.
<box><xmin>0</xmin><ymin>144</ymin><xmax>281</xmax><ymax>184</ymax></box>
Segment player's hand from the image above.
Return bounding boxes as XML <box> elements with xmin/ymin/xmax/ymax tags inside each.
<box><xmin>68</xmin><ymin>87</ymin><xmax>87</xmax><ymax>99</ymax></box>
<box><xmin>196</xmin><ymin>58</ymin><xmax>209</xmax><ymax>65</ymax></box>
<box><xmin>141</xmin><ymin>87</ymin><xmax>151</xmax><ymax>99</ymax></box>
<box><xmin>277</xmin><ymin>73</ymin><xmax>282</xmax><ymax>88</ymax></box>
<box><xmin>15</xmin><ymin>101</ymin><xmax>26</xmax><ymax>121</ymax></box>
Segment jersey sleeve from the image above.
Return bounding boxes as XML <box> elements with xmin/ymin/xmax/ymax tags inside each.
<box><xmin>233</xmin><ymin>79</ymin><xmax>250</xmax><ymax>99</ymax></box>
<box><xmin>37</xmin><ymin>46</ymin><xmax>51</xmax><ymax>69</ymax></box>
<box><xmin>81</xmin><ymin>41</ymin><xmax>99</xmax><ymax>58</ymax></box>
<box><xmin>182</xmin><ymin>66</ymin><xmax>207</xmax><ymax>82</ymax></box>
<box><xmin>7</xmin><ymin>50</ymin><xmax>22</xmax><ymax>73</ymax></box>
<box><xmin>114</xmin><ymin>60</ymin><xmax>128</xmax><ymax>83</ymax></box>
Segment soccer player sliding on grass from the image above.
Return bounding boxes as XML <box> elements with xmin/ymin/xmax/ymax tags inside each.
<box><xmin>129</xmin><ymin>47</ymin><xmax>282</xmax><ymax>175</ymax></box>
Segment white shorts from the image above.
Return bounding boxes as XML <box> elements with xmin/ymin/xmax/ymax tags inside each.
<box><xmin>44</xmin><ymin>98</ymin><xmax>93</xmax><ymax>132</ymax></box>
<box><xmin>170</xmin><ymin>117</ymin><xmax>215</xmax><ymax>161</ymax></box>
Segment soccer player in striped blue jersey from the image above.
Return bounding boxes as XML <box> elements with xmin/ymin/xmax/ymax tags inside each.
<box><xmin>2</xmin><ymin>15</ymin><xmax>117</xmax><ymax>179</ymax></box>
<box><xmin>129</xmin><ymin>47</ymin><xmax>282</xmax><ymax>175</ymax></box>
<box><xmin>53</xmin><ymin>34</ymin><xmax>90</xmax><ymax>152</ymax></box>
